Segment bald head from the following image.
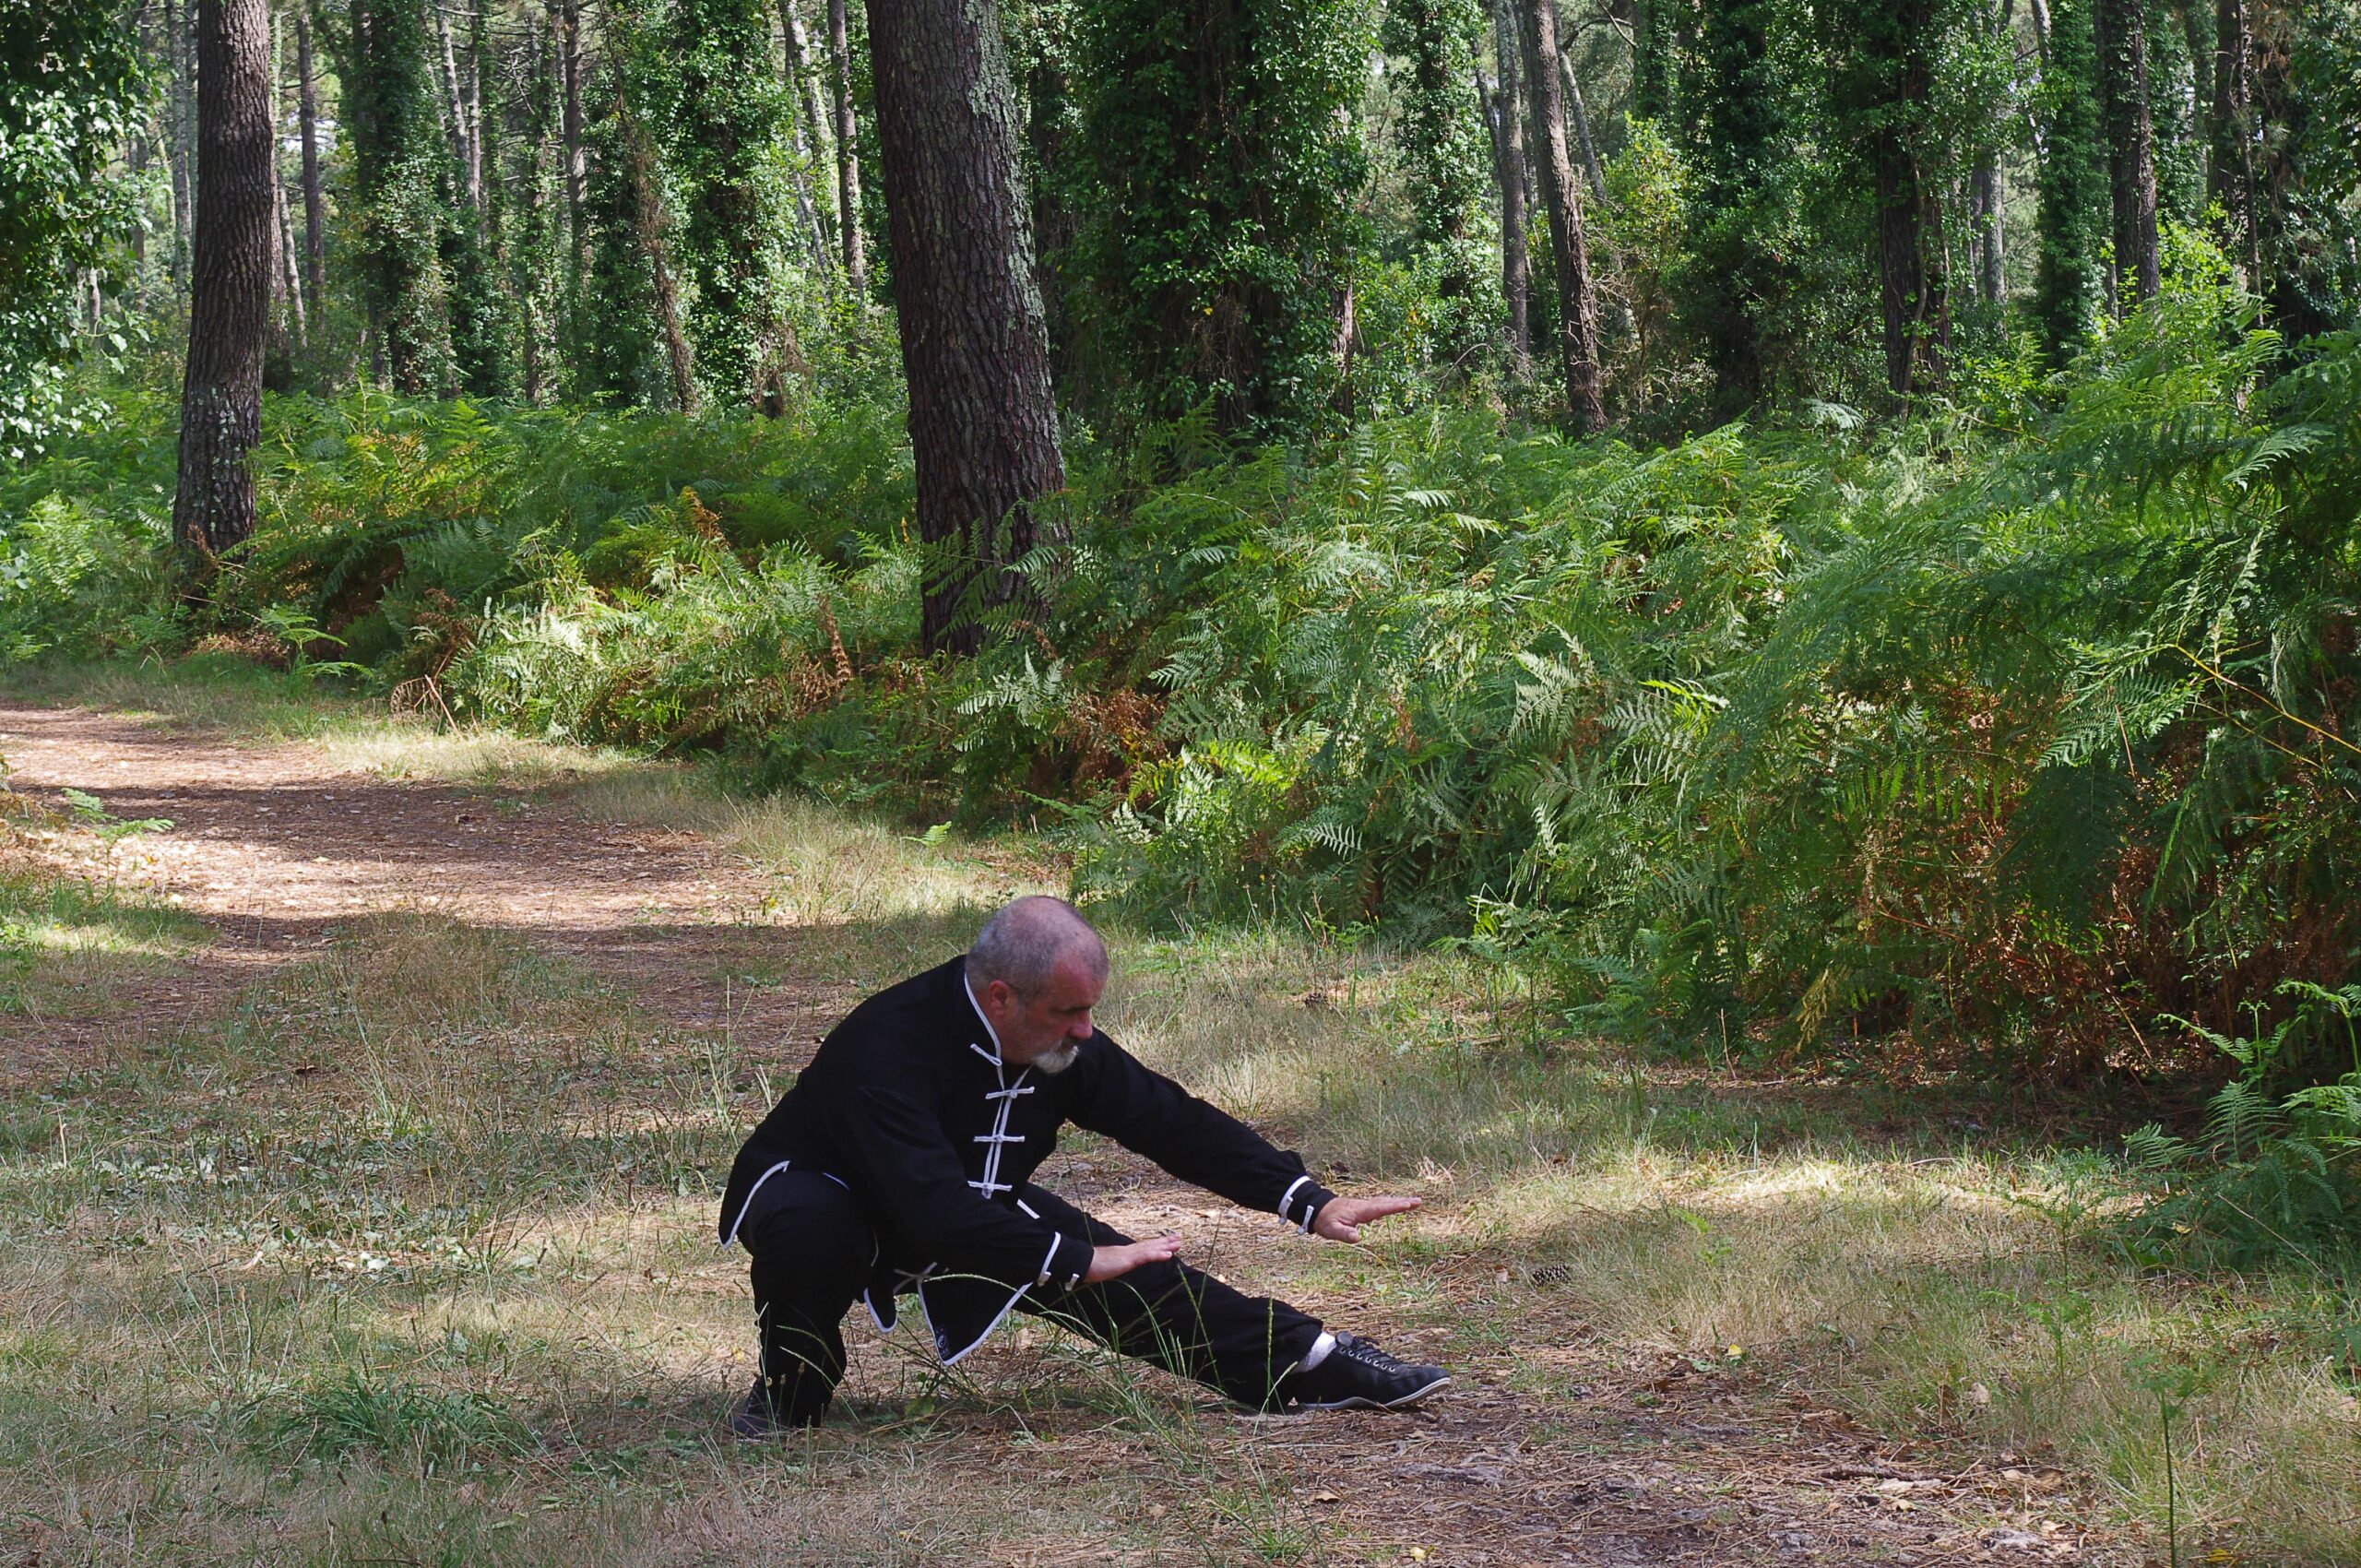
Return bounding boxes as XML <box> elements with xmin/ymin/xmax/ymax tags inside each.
<box><xmin>967</xmin><ymin>896</ymin><xmax>1109</xmax><ymax>1001</ymax></box>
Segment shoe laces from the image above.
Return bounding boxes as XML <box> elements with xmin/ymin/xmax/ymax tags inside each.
<box><xmin>1332</xmin><ymin>1334</ymin><xmax>1412</xmax><ymax>1374</ymax></box>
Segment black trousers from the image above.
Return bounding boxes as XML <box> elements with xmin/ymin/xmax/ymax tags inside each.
<box><xmin>739</xmin><ymin>1170</ymin><xmax>1323</xmax><ymax>1421</ymax></box>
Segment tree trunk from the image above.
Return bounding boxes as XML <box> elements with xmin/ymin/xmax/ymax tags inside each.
<box><xmin>433</xmin><ymin>8</ymin><xmax>474</xmax><ymax>207</ymax></box>
<box><xmin>1482</xmin><ymin>35</ymin><xmax>1530</xmax><ymax>378</ymax></box>
<box><xmin>2094</xmin><ymin>0</ymin><xmax>2159</xmax><ymax>304</ymax></box>
<box><xmin>1969</xmin><ymin>156</ymin><xmax>2004</xmax><ymax>305</ymax></box>
<box><xmin>296</xmin><ymin>6</ymin><xmax>326</xmax><ymax>312</ymax></box>
<box><xmin>1867</xmin><ymin>0</ymin><xmax>1948</xmax><ymax>402</ymax></box>
<box><xmin>863</xmin><ymin>0</ymin><xmax>1063</xmax><ymax>655</ymax></box>
<box><xmin>269</xmin><ymin>12</ymin><xmax>305</xmax><ymax>345</ymax></box>
<box><xmin>559</xmin><ymin>0</ymin><xmax>586</xmax><ymax>260</ymax></box>
<box><xmin>1517</xmin><ymin>0</ymin><xmax>1604</xmax><ymax>431</ymax></box>
<box><xmin>466</xmin><ymin>0</ymin><xmax>485</xmax><ymax>218</ymax></box>
<box><xmin>776</xmin><ymin>0</ymin><xmax>838</xmax><ymax>276</ymax></box>
<box><xmin>619</xmin><ymin>108</ymin><xmax>698</xmax><ymax>414</ymax></box>
<box><xmin>1875</xmin><ymin>141</ymin><xmax>1946</xmax><ymax>400</ymax></box>
<box><xmin>2209</xmin><ymin>0</ymin><xmax>2255</xmax><ymax>281</ymax></box>
<box><xmin>1558</xmin><ymin>49</ymin><xmax>1605</xmax><ymax>203</ymax></box>
<box><xmin>2181</xmin><ymin>0</ymin><xmax>2211</xmax><ymax>190</ymax></box>
<box><xmin>173</xmin><ymin>0</ymin><xmax>274</xmax><ymax>560</ymax></box>
<box><xmin>168</xmin><ymin>0</ymin><xmax>194</xmax><ymax>276</ymax></box>
<box><xmin>827</xmin><ymin>0</ymin><xmax>867</xmax><ymax>296</ymax></box>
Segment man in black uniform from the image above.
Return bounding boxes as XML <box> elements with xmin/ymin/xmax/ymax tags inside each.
<box><xmin>718</xmin><ymin>896</ymin><xmax>1450</xmax><ymax>1434</ymax></box>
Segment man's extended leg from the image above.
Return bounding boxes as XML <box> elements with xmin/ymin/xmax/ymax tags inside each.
<box><xmin>1013</xmin><ymin>1186</ymin><xmax>1324</xmax><ymax>1409</ymax></box>
<box><xmin>735</xmin><ymin>1170</ymin><xmax>875</xmax><ymax>1431</ymax></box>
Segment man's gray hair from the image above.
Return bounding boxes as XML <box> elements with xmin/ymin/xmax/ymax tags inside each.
<box><xmin>967</xmin><ymin>896</ymin><xmax>1109</xmax><ymax>998</ymax></box>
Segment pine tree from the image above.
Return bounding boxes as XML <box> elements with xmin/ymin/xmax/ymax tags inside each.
<box><xmin>2094</xmin><ymin>0</ymin><xmax>2160</xmax><ymax>303</ymax></box>
<box><xmin>343</xmin><ymin>0</ymin><xmax>454</xmax><ymax>391</ymax></box>
<box><xmin>1684</xmin><ymin>0</ymin><xmax>1786</xmax><ymax>417</ymax></box>
<box><xmin>669</xmin><ymin>0</ymin><xmax>797</xmax><ymax>408</ymax></box>
<box><xmin>1071</xmin><ymin>0</ymin><xmax>1372</xmax><ymax>434</ymax></box>
<box><xmin>2032</xmin><ymin>0</ymin><xmax>2106</xmax><ymax>363</ymax></box>
<box><xmin>864</xmin><ymin>0</ymin><xmax>1065</xmax><ymax>653</ymax></box>
<box><xmin>1840</xmin><ymin>0</ymin><xmax>1951</xmax><ymax>401</ymax></box>
<box><xmin>1383</xmin><ymin>0</ymin><xmax>1490</xmax><ymax>369</ymax></box>
<box><xmin>1519</xmin><ymin>0</ymin><xmax>1604</xmax><ymax>429</ymax></box>
<box><xmin>1484</xmin><ymin>0</ymin><xmax>1530</xmax><ymax>377</ymax></box>
<box><xmin>173</xmin><ymin>0</ymin><xmax>274</xmax><ymax>556</ymax></box>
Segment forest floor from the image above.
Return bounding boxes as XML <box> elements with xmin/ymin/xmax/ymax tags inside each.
<box><xmin>0</xmin><ymin>667</ymin><xmax>2345</xmax><ymax>1567</ymax></box>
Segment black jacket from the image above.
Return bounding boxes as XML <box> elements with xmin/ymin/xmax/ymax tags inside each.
<box><xmin>718</xmin><ymin>956</ymin><xmax>1337</xmax><ymax>1362</ymax></box>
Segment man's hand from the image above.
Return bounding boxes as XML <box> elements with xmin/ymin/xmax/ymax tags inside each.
<box><xmin>1311</xmin><ymin>1194</ymin><xmax>1420</xmax><ymax>1242</ymax></box>
<box><xmin>1085</xmin><ymin>1234</ymin><xmax>1181</xmax><ymax>1284</ymax></box>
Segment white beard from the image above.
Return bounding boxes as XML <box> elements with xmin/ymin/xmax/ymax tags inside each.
<box><xmin>1028</xmin><ymin>1039</ymin><xmax>1081</xmax><ymax>1075</ymax></box>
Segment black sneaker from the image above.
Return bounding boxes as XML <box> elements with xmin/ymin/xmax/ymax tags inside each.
<box><xmin>727</xmin><ymin>1380</ymin><xmax>818</xmax><ymax>1439</ymax></box>
<box><xmin>1273</xmin><ymin>1334</ymin><xmax>1452</xmax><ymax>1412</ymax></box>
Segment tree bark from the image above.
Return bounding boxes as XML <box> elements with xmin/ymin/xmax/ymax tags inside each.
<box><xmin>168</xmin><ymin>0</ymin><xmax>194</xmax><ymax>275</ymax></box>
<box><xmin>776</xmin><ymin>0</ymin><xmax>837</xmax><ymax>276</ymax></box>
<box><xmin>173</xmin><ymin>0</ymin><xmax>274</xmax><ymax>560</ymax></box>
<box><xmin>296</xmin><ymin>6</ymin><xmax>326</xmax><ymax>312</ymax></box>
<box><xmin>2209</xmin><ymin>0</ymin><xmax>2255</xmax><ymax>281</ymax></box>
<box><xmin>619</xmin><ymin>106</ymin><xmax>699</xmax><ymax>414</ymax></box>
<box><xmin>1969</xmin><ymin>155</ymin><xmax>2004</xmax><ymax>305</ymax></box>
<box><xmin>826</xmin><ymin>0</ymin><xmax>867</xmax><ymax>296</ymax></box>
<box><xmin>466</xmin><ymin>0</ymin><xmax>485</xmax><ymax>218</ymax></box>
<box><xmin>1868</xmin><ymin>0</ymin><xmax>1948</xmax><ymax>402</ymax></box>
<box><xmin>559</xmin><ymin>0</ymin><xmax>587</xmax><ymax>260</ymax></box>
<box><xmin>1487</xmin><ymin>0</ymin><xmax>1531</xmax><ymax>378</ymax></box>
<box><xmin>433</xmin><ymin>7</ymin><xmax>475</xmax><ymax>209</ymax></box>
<box><xmin>269</xmin><ymin>11</ymin><xmax>305</xmax><ymax>345</ymax></box>
<box><xmin>863</xmin><ymin>0</ymin><xmax>1063</xmax><ymax>656</ymax></box>
<box><xmin>1482</xmin><ymin>33</ymin><xmax>1530</xmax><ymax>378</ymax></box>
<box><xmin>2094</xmin><ymin>0</ymin><xmax>2159</xmax><ymax>304</ymax></box>
<box><xmin>1517</xmin><ymin>0</ymin><xmax>1604</xmax><ymax>431</ymax></box>
<box><xmin>1558</xmin><ymin>49</ymin><xmax>1605</xmax><ymax>203</ymax></box>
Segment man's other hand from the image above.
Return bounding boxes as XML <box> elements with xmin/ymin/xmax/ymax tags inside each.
<box><xmin>1311</xmin><ymin>1194</ymin><xmax>1420</xmax><ymax>1242</ymax></box>
<box><xmin>1086</xmin><ymin>1234</ymin><xmax>1181</xmax><ymax>1284</ymax></box>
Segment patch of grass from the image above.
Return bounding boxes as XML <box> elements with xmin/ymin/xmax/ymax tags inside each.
<box><xmin>2</xmin><ymin>663</ymin><xmax>2355</xmax><ymax>1562</ymax></box>
<box><xmin>0</xmin><ymin>861</ymin><xmax>205</xmax><ymax>1018</ymax></box>
<box><xmin>256</xmin><ymin>1373</ymin><xmax>528</xmax><ymax>1467</ymax></box>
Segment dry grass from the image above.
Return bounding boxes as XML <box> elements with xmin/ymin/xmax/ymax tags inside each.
<box><xmin>1</xmin><ymin>669</ymin><xmax>2356</xmax><ymax>1563</ymax></box>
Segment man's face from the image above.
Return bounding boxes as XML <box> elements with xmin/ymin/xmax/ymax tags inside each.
<box><xmin>979</xmin><ymin>952</ymin><xmax>1104</xmax><ymax>1074</ymax></box>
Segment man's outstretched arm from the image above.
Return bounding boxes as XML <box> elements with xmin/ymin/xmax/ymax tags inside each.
<box><xmin>1065</xmin><ymin>1036</ymin><xmax>1422</xmax><ymax>1241</ymax></box>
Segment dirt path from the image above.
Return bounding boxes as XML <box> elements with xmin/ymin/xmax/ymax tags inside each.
<box><xmin>0</xmin><ymin>702</ymin><xmax>2117</xmax><ymax>1566</ymax></box>
<box><xmin>0</xmin><ymin>704</ymin><xmax>821</xmax><ymax>1059</ymax></box>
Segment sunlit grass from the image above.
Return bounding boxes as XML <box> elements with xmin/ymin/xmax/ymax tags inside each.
<box><xmin>0</xmin><ymin>863</ymin><xmax>207</xmax><ymax>1017</ymax></box>
<box><xmin>3</xmin><ymin>660</ymin><xmax>2357</xmax><ymax>1562</ymax></box>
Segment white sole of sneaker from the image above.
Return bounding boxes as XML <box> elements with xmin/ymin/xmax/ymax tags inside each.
<box><xmin>1287</xmin><ymin>1373</ymin><xmax>1453</xmax><ymax>1411</ymax></box>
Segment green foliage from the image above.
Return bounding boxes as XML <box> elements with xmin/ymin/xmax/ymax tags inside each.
<box><xmin>664</xmin><ymin>0</ymin><xmax>798</xmax><ymax>409</ymax></box>
<box><xmin>1069</xmin><ymin>0</ymin><xmax>1376</xmax><ymax>434</ymax></box>
<box><xmin>0</xmin><ymin>0</ymin><xmax>145</xmax><ymax>458</ymax></box>
<box><xmin>1377</xmin><ymin>0</ymin><xmax>1490</xmax><ymax>374</ymax></box>
<box><xmin>2033</xmin><ymin>0</ymin><xmax>2107</xmax><ymax>364</ymax></box>
<box><xmin>258</xmin><ymin>1374</ymin><xmax>526</xmax><ymax>1467</ymax></box>
<box><xmin>2118</xmin><ymin>983</ymin><xmax>2361</xmax><ymax>1274</ymax></box>
<box><xmin>6</xmin><ymin>264</ymin><xmax>2359</xmax><ymax>1099</ymax></box>
<box><xmin>340</xmin><ymin>0</ymin><xmax>457</xmax><ymax>393</ymax></box>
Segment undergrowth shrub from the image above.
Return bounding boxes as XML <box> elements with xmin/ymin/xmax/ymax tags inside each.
<box><xmin>4</xmin><ymin>257</ymin><xmax>2356</xmax><ymax>1105</ymax></box>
